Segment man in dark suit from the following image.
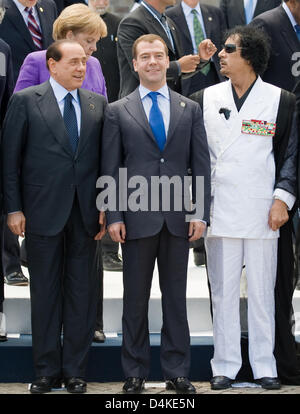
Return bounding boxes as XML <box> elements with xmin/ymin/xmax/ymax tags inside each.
<box><xmin>101</xmin><ymin>34</ymin><xmax>211</xmax><ymax>394</ymax></box>
<box><xmin>0</xmin><ymin>0</ymin><xmax>57</xmax><ymax>84</ymax></box>
<box><xmin>0</xmin><ymin>36</ymin><xmax>14</xmax><ymax>342</ymax></box>
<box><xmin>2</xmin><ymin>40</ymin><xmax>106</xmax><ymax>393</ymax></box>
<box><xmin>166</xmin><ymin>0</ymin><xmax>226</xmax><ymax>96</ymax></box>
<box><xmin>250</xmin><ymin>0</ymin><xmax>300</xmax><ymax>92</ymax></box>
<box><xmin>220</xmin><ymin>0</ymin><xmax>282</xmax><ymax>29</ymax></box>
<box><xmin>117</xmin><ymin>0</ymin><xmax>217</xmax><ymax>98</ymax></box>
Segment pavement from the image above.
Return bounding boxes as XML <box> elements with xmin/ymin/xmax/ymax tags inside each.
<box><xmin>0</xmin><ymin>381</ymin><xmax>299</xmax><ymax>394</ymax></box>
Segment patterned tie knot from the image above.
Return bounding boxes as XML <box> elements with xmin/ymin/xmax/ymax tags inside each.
<box><xmin>191</xmin><ymin>9</ymin><xmax>197</xmax><ymax>16</ymax></box>
<box><xmin>295</xmin><ymin>24</ymin><xmax>300</xmax><ymax>33</ymax></box>
<box><xmin>25</xmin><ymin>6</ymin><xmax>33</xmax><ymax>14</ymax></box>
<box><xmin>65</xmin><ymin>92</ymin><xmax>73</xmax><ymax>105</ymax></box>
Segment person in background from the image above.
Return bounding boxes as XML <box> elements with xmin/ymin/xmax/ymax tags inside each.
<box><xmin>220</xmin><ymin>0</ymin><xmax>282</xmax><ymax>29</ymax></box>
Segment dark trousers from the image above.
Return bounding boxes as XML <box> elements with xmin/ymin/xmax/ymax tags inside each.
<box><xmin>121</xmin><ymin>224</ymin><xmax>190</xmax><ymax>380</ymax></box>
<box><xmin>26</xmin><ymin>197</ymin><xmax>99</xmax><ymax>378</ymax></box>
<box><xmin>95</xmin><ymin>240</ymin><xmax>104</xmax><ymax>331</ymax></box>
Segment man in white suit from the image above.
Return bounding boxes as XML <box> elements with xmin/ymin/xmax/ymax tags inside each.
<box><xmin>192</xmin><ymin>25</ymin><xmax>298</xmax><ymax>390</ymax></box>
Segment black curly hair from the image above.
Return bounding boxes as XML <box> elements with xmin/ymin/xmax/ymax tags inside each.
<box><xmin>223</xmin><ymin>25</ymin><xmax>271</xmax><ymax>76</ymax></box>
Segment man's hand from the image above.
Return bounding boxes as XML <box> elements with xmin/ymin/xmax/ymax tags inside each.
<box><xmin>7</xmin><ymin>212</ymin><xmax>26</xmax><ymax>237</ymax></box>
<box><xmin>178</xmin><ymin>54</ymin><xmax>201</xmax><ymax>73</ymax></box>
<box><xmin>108</xmin><ymin>222</ymin><xmax>126</xmax><ymax>243</ymax></box>
<box><xmin>188</xmin><ymin>221</ymin><xmax>206</xmax><ymax>242</ymax></box>
<box><xmin>268</xmin><ymin>199</ymin><xmax>289</xmax><ymax>231</ymax></box>
<box><xmin>198</xmin><ymin>39</ymin><xmax>217</xmax><ymax>61</ymax></box>
<box><xmin>94</xmin><ymin>211</ymin><xmax>106</xmax><ymax>240</ymax></box>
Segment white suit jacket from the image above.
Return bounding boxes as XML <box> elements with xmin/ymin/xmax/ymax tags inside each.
<box><xmin>203</xmin><ymin>77</ymin><xmax>284</xmax><ymax>239</ymax></box>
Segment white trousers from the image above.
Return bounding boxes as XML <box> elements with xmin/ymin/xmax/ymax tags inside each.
<box><xmin>205</xmin><ymin>237</ymin><xmax>278</xmax><ymax>379</ymax></box>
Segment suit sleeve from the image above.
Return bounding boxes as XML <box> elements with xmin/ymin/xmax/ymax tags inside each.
<box><xmin>14</xmin><ymin>53</ymin><xmax>40</xmax><ymax>92</ymax></box>
<box><xmin>100</xmin><ymin>103</ymin><xmax>125</xmax><ymax>226</ymax></box>
<box><xmin>190</xmin><ymin>103</ymin><xmax>211</xmax><ymax>223</ymax></box>
<box><xmin>1</xmin><ymin>93</ymin><xmax>28</xmax><ymax>214</ymax></box>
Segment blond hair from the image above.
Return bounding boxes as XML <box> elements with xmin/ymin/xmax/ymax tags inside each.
<box><xmin>53</xmin><ymin>4</ymin><xmax>107</xmax><ymax>40</ymax></box>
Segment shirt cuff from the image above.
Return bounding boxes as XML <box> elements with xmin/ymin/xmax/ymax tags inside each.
<box><xmin>273</xmin><ymin>188</ymin><xmax>296</xmax><ymax>211</ymax></box>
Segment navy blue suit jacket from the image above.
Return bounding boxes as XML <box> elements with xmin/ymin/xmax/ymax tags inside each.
<box><xmin>0</xmin><ymin>0</ymin><xmax>57</xmax><ymax>84</ymax></box>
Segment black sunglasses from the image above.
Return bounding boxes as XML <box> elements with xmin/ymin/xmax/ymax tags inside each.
<box><xmin>222</xmin><ymin>44</ymin><xmax>243</xmax><ymax>53</ymax></box>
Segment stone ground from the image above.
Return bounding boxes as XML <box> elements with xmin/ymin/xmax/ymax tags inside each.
<box><xmin>0</xmin><ymin>381</ymin><xmax>299</xmax><ymax>394</ymax></box>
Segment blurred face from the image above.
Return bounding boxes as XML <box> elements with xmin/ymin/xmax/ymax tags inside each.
<box><xmin>89</xmin><ymin>0</ymin><xmax>109</xmax><ymax>15</ymax></box>
<box><xmin>133</xmin><ymin>40</ymin><xmax>169</xmax><ymax>90</ymax></box>
<box><xmin>66</xmin><ymin>30</ymin><xmax>100</xmax><ymax>58</ymax></box>
<box><xmin>17</xmin><ymin>0</ymin><xmax>38</xmax><ymax>7</ymax></box>
<box><xmin>287</xmin><ymin>0</ymin><xmax>300</xmax><ymax>24</ymax></box>
<box><xmin>48</xmin><ymin>43</ymin><xmax>87</xmax><ymax>91</ymax></box>
<box><xmin>218</xmin><ymin>35</ymin><xmax>251</xmax><ymax>79</ymax></box>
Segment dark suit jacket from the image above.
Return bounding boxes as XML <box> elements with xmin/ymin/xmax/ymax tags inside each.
<box><xmin>2</xmin><ymin>81</ymin><xmax>107</xmax><ymax>237</ymax></box>
<box><xmin>93</xmin><ymin>12</ymin><xmax>121</xmax><ymax>103</ymax></box>
<box><xmin>117</xmin><ymin>4</ymin><xmax>184</xmax><ymax>98</ymax></box>
<box><xmin>250</xmin><ymin>5</ymin><xmax>300</xmax><ymax>92</ymax></box>
<box><xmin>220</xmin><ymin>0</ymin><xmax>282</xmax><ymax>29</ymax></box>
<box><xmin>166</xmin><ymin>3</ymin><xmax>226</xmax><ymax>96</ymax></box>
<box><xmin>101</xmin><ymin>87</ymin><xmax>211</xmax><ymax>240</ymax></box>
<box><xmin>0</xmin><ymin>39</ymin><xmax>13</xmax><ymax>127</ymax></box>
<box><xmin>0</xmin><ymin>0</ymin><xmax>57</xmax><ymax>84</ymax></box>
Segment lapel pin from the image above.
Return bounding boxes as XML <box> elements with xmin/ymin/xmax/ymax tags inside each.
<box><xmin>39</xmin><ymin>7</ymin><xmax>44</xmax><ymax>12</ymax></box>
<box><xmin>208</xmin><ymin>16</ymin><xmax>212</xmax><ymax>21</ymax></box>
<box><xmin>180</xmin><ymin>101</ymin><xmax>186</xmax><ymax>108</ymax></box>
<box><xmin>89</xmin><ymin>103</ymin><xmax>95</xmax><ymax>110</ymax></box>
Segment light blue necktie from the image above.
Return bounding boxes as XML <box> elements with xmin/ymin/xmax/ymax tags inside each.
<box><xmin>63</xmin><ymin>93</ymin><xmax>79</xmax><ymax>153</ymax></box>
<box><xmin>244</xmin><ymin>0</ymin><xmax>254</xmax><ymax>24</ymax></box>
<box><xmin>148</xmin><ymin>92</ymin><xmax>166</xmax><ymax>152</ymax></box>
<box><xmin>295</xmin><ymin>24</ymin><xmax>300</xmax><ymax>41</ymax></box>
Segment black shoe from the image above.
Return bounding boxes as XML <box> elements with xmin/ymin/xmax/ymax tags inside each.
<box><xmin>166</xmin><ymin>377</ymin><xmax>196</xmax><ymax>394</ymax></box>
<box><xmin>255</xmin><ymin>377</ymin><xmax>281</xmax><ymax>390</ymax></box>
<box><xmin>4</xmin><ymin>271</ymin><xmax>28</xmax><ymax>286</ymax></box>
<box><xmin>93</xmin><ymin>330</ymin><xmax>106</xmax><ymax>343</ymax></box>
<box><xmin>0</xmin><ymin>334</ymin><xmax>7</xmax><ymax>342</ymax></box>
<box><xmin>30</xmin><ymin>377</ymin><xmax>62</xmax><ymax>394</ymax></box>
<box><xmin>103</xmin><ymin>253</ymin><xmax>123</xmax><ymax>272</ymax></box>
<box><xmin>123</xmin><ymin>377</ymin><xmax>145</xmax><ymax>394</ymax></box>
<box><xmin>210</xmin><ymin>376</ymin><xmax>233</xmax><ymax>390</ymax></box>
<box><xmin>64</xmin><ymin>377</ymin><xmax>87</xmax><ymax>394</ymax></box>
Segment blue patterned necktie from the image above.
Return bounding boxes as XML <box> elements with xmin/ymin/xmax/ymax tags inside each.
<box><xmin>295</xmin><ymin>24</ymin><xmax>300</xmax><ymax>41</ymax></box>
<box><xmin>148</xmin><ymin>92</ymin><xmax>166</xmax><ymax>152</ymax></box>
<box><xmin>63</xmin><ymin>93</ymin><xmax>79</xmax><ymax>153</ymax></box>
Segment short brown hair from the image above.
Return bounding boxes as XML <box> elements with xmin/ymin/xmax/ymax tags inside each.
<box><xmin>132</xmin><ymin>34</ymin><xmax>168</xmax><ymax>59</ymax></box>
<box><xmin>53</xmin><ymin>3</ymin><xmax>107</xmax><ymax>40</ymax></box>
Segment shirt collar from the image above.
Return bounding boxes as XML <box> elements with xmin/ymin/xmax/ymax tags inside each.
<box><xmin>139</xmin><ymin>83</ymin><xmax>169</xmax><ymax>100</ymax></box>
<box><xmin>141</xmin><ymin>1</ymin><xmax>163</xmax><ymax>20</ymax></box>
<box><xmin>12</xmin><ymin>0</ymin><xmax>30</xmax><ymax>14</ymax></box>
<box><xmin>181</xmin><ymin>0</ymin><xmax>201</xmax><ymax>18</ymax></box>
<box><xmin>49</xmin><ymin>77</ymin><xmax>79</xmax><ymax>104</ymax></box>
<box><xmin>282</xmin><ymin>2</ymin><xmax>298</xmax><ymax>29</ymax></box>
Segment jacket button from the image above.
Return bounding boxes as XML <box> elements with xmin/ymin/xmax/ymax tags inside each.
<box><xmin>160</xmin><ymin>158</ymin><xmax>165</xmax><ymax>163</ymax></box>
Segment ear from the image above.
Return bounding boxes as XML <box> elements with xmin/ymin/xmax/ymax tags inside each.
<box><xmin>166</xmin><ymin>55</ymin><xmax>170</xmax><ymax>69</ymax></box>
<box><xmin>65</xmin><ymin>30</ymin><xmax>74</xmax><ymax>40</ymax></box>
<box><xmin>133</xmin><ymin>58</ymin><xmax>138</xmax><ymax>72</ymax></box>
<box><xmin>47</xmin><ymin>57</ymin><xmax>57</xmax><ymax>75</ymax></box>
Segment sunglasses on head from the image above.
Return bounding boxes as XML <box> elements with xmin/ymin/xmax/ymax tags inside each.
<box><xmin>222</xmin><ymin>44</ymin><xmax>243</xmax><ymax>53</ymax></box>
